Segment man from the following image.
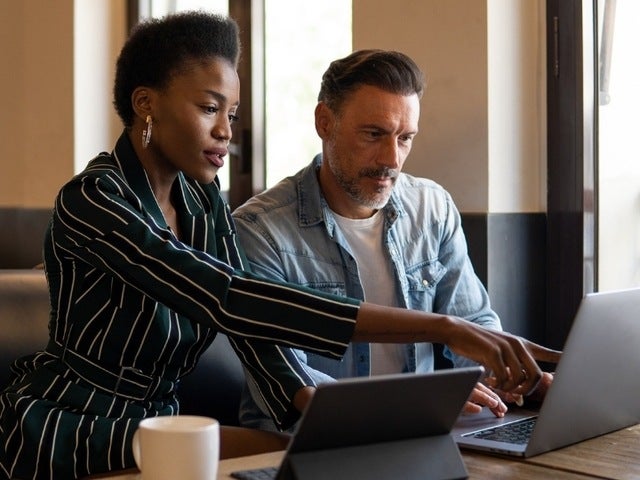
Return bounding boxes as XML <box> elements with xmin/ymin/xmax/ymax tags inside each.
<box><xmin>233</xmin><ymin>49</ymin><xmax>548</xmax><ymax>431</ymax></box>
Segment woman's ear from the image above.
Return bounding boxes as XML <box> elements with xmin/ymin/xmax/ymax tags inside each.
<box><xmin>131</xmin><ymin>87</ymin><xmax>154</xmax><ymax>121</ymax></box>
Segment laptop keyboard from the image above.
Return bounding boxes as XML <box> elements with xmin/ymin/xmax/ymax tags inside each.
<box><xmin>230</xmin><ymin>466</ymin><xmax>278</xmax><ymax>480</ymax></box>
<box><xmin>465</xmin><ymin>417</ymin><xmax>537</xmax><ymax>445</ymax></box>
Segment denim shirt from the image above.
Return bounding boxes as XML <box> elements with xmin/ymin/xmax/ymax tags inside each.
<box><xmin>232</xmin><ymin>155</ymin><xmax>501</xmax><ymax>429</ymax></box>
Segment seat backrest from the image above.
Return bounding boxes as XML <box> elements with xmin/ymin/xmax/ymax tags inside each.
<box><xmin>177</xmin><ymin>333</ymin><xmax>245</xmax><ymax>426</ymax></box>
<box><xmin>0</xmin><ymin>208</ymin><xmax>51</xmax><ymax>268</ymax></box>
<box><xmin>0</xmin><ymin>269</ymin><xmax>50</xmax><ymax>389</ymax></box>
<box><xmin>0</xmin><ymin>269</ymin><xmax>246</xmax><ymax>426</ymax></box>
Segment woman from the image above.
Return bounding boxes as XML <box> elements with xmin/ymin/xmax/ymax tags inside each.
<box><xmin>0</xmin><ymin>11</ymin><xmax>558</xmax><ymax>479</ymax></box>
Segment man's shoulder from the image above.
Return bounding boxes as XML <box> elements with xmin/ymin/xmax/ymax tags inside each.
<box><xmin>388</xmin><ymin>173</ymin><xmax>458</xmax><ymax>227</ymax></box>
<box><xmin>233</xmin><ymin>175</ymin><xmax>299</xmax><ymax>219</ymax></box>
<box><xmin>396</xmin><ymin>173</ymin><xmax>452</xmax><ymax>201</ymax></box>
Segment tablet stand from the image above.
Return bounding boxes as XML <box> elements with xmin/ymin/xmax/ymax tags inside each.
<box><xmin>277</xmin><ymin>434</ymin><xmax>468</xmax><ymax>480</ymax></box>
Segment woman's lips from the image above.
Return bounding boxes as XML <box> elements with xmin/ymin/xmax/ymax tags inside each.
<box><xmin>205</xmin><ymin>149</ymin><xmax>226</xmax><ymax>168</ymax></box>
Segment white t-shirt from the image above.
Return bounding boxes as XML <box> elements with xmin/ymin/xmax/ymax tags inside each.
<box><xmin>332</xmin><ymin>210</ymin><xmax>406</xmax><ymax>375</ymax></box>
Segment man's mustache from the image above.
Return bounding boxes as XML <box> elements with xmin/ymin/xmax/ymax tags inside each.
<box><xmin>359</xmin><ymin>167</ymin><xmax>398</xmax><ymax>179</ymax></box>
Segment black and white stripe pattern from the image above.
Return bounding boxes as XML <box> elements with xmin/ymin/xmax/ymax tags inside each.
<box><xmin>0</xmin><ymin>132</ymin><xmax>359</xmax><ymax>479</ymax></box>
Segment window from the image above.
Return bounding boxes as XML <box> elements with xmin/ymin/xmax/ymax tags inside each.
<box><xmin>264</xmin><ymin>0</ymin><xmax>351</xmax><ymax>188</ymax></box>
<box><xmin>546</xmin><ymin>0</ymin><xmax>640</xmax><ymax>348</ymax></box>
<box><xmin>131</xmin><ymin>0</ymin><xmax>351</xmax><ymax>207</ymax></box>
<box><xmin>136</xmin><ymin>0</ymin><xmax>227</xmax><ymax>18</ymax></box>
<box><xmin>597</xmin><ymin>0</ymin><xmax>640</xmax><ymax>291</ymax></box>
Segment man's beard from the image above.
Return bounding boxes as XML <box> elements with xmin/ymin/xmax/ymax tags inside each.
<box><xmin>333</xmin><ymin>163</ymin><xmax>398</xmax><ymax>210</ymax></box>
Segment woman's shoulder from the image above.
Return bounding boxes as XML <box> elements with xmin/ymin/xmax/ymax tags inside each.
<box><xmin>67</xmin><ymin>152</ymin><xmax>126</xmax><ymax>184</ymax></box>
<box><xmin>57</xmin><ymin>152</ymin><xmax>130</xmax><ymax>204</ymax></box>
<box><xmin>83</xmin><ymin>151</ymin><xmax>122</xmax><ymax>176</ymax></box>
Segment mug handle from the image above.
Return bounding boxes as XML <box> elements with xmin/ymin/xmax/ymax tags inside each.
<box><xmin>131</xmin><ymin>429</ymin><xmax>142</xmax><ymax>469</ymax></box>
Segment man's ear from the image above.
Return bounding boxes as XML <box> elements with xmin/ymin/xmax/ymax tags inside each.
<box><xmin>314</xmin><ymin>102</ymin><xmax>333</xmax><ymax>140</ymax></box>
<box><xmin>131</xmin><ymin>87</ymin><xmax>154</xmax><ymax>121</ymax></box>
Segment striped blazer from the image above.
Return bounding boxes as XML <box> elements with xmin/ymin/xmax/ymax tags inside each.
<box><xmin>0</xmin><ymin>132</ymin><xmax>358</xmax><ymax>480</ymax></box>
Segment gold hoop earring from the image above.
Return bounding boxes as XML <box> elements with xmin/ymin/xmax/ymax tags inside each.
<box><xmin>142</xmin><ymin>115</ymin><xmax>153</xmax><ymax>149</ymax></box>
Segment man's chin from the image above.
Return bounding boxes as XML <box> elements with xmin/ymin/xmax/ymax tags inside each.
<box><xmin>365</xmin><ymin>191</ymin><xmax>392</xmax><ymax>209</ymax></box>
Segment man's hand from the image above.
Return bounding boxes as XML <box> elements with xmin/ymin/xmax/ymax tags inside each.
<box><xmin>527</xmin><ymin>371</ymin><xmax>554</xmax><ymax>401</ymax></box>
<box><xmin>293</xmin><ymin>386</ymin><xmax>316</xmax><ymax>414</ymax></box>
<box><xmin>498</xmin><ymin>371</ymin><xmax>555</xmax><ymax>405</ymax></box>
<box><xmin>463</xmin><ymin>382</ymin><xmax>508</xmax><ymax>417</ymax></box>
<box><xmin>465</xmin><ymin>371</ymin><xmax>554</xmax><ymax>417</ymax></box>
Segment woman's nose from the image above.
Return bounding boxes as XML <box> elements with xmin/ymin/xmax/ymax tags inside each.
<box><xmin>212</xmin><ymin>116</ymin><xmax>232</xmax><ymax>141</ymax></box>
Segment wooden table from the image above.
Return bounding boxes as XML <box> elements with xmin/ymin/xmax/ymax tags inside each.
<box><xmin>226</xmin><ymin>424</ymin><xmax>640</xmax><ymax>479</ymax></box>
<box><xmin>92</xmin><ymin>424</ymin><xmax>640</xmax><ymax>479</ymax></box>
<box><xmin>523</xmin><ymin>424</ymin><xmax>640</xmax><ymax>480</ymax></box>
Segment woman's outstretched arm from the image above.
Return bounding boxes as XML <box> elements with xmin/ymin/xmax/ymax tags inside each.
<box><xmin>352</xmin><ymin>302</ymin><xmax>561</xmax><ymax>395</ymax></box>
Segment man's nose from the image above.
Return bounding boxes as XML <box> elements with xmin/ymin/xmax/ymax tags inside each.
<box><xmin>377</xmin><ymin>139</ymin><xmax>402</xmax><ymax>170</ymax></box>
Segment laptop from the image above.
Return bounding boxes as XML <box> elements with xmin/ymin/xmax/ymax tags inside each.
<box><xmin>231</xmin><ymin>366</ymin><xmax>483</xmax><ymax>480</ymax></box>
<box><xmin>454</xmin><ymin>287</ymin><xmax>640</xmax><ymax>457</ymax></box>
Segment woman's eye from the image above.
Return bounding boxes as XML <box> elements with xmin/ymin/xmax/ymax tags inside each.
<box><xmin>203</xmin><ymin>106</ymin><xmax>219</xmax><ymax>114</ymax></box>
<box><xmin>229</xmin><ymin>114</ymin><xmax>240</xmax><ymax>124</ymax></box>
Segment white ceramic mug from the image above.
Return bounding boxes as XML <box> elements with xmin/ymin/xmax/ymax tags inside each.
<box><xmin>132</xmin><ymin>415</ymin><xmax>220</xmax><ymax>480</ymax></box>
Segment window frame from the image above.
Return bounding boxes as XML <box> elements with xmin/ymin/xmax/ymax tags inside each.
<box><xmin>545</xmin><ymin>0</ymin><xmax>598</xmax><ymax>349</ymax></box>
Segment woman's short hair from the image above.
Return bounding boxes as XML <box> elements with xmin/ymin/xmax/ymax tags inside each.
<box><xmin>318</xmin><ymin>49</ymin><xmax>425</xmax><ymax>114</ymax></box>
<box><xmin>113</xmin><ymin>11</ymin><xmax>240</xmax><ymax>127</ymax></box>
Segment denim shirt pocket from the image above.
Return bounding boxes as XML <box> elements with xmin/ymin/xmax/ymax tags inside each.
<box><xmin>304</xmin><ymin>282</ymin><xmax>347</xmax><ymax>298</ymax></box>
<box><xmin>405</xmin><ymin>260</ymin><xmax>447</xmax><ymax>310</ymax></box>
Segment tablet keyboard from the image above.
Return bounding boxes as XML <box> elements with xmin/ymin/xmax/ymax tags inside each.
<box><xmin>230</xmin><ymin>466</ymin><xmax>278</xmax><ymax>480</ymax></box>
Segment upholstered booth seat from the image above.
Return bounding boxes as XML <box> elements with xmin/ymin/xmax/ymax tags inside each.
<box><xmin>0</xmin><ymin>207</ymin><xmax>51</xmax><ymax>269</ymax></box>
<box><xmin>0</xmin><ymin>269</ymin><xmax>245</xmax><ymax>426</ymax></box>
<box><xmin>0</xmin><ymin>270</ymin><xmax>50</xmax><ymax>389</ymax></box>
<box><xmin>178</xmin><ymin>333</ymin><xmax>245</xmax><ymax>426</ymax></box>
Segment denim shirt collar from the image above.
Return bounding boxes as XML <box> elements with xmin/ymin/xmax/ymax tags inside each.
<box><xmin>298</xmin><ymin>154</ymin><xmax>406</xmax><ymax>238</ymax></box>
